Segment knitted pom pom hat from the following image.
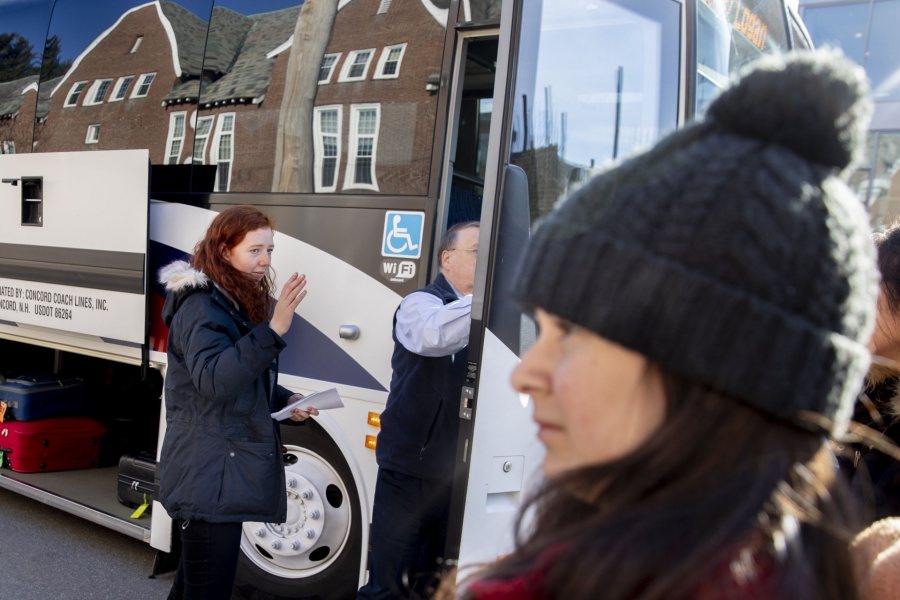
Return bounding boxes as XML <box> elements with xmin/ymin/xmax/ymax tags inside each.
<box><xmin>514</xmin><ymin>50</ymin><xmax>879</xmax><ymax>436</ymax></box>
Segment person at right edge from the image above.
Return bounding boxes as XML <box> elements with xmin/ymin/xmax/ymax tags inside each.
<box><xmin>436</xmin><ymin>50</ymin><xmax>880</xmax><ymax>600</ymax></box>
<box><xmin>849</xmin><ymin>222</ymin><xmax>900</xmax><ymax>519</ymax></box>
<box><xmin>357</xmin><ymin>221</ymin><xmax>480</xmax><ymax>600</ymax></box>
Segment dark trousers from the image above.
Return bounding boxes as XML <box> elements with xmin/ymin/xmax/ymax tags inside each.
<box><xmin>357</xmin><ymin>468</ymin><xmax>452</xmax><ymax>600</ymax></box>
<box><xmin>167</xmin><ymin>519</ymin><xmax>243</xmax><ymax>600</ymax></box>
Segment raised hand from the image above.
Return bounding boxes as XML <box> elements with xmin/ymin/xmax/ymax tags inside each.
<box><xmin>270</xmin><ymin>273</ymin><xmax>307</xmax><ymax>336</ymax></box>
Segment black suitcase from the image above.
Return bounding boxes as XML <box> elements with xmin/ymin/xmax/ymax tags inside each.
<box><xmin>116</xmin><ymin>453</ymin><xmax>158</xmax><ymax>509</ymax></box>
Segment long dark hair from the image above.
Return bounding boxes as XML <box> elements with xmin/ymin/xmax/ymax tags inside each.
<box><xmin>452</xmin><ymin>374</ymin><xmax>861</xmax><ymax>600</ymax></box>
<box><xmin>875</xmin><ymin>221</ymin><xmax>900</xmax><ymax>313</ymax></box>
<box><xmin>192</xmin><ymin>205</ymin><xmax>275</xmax><ymax>324</ymax></box>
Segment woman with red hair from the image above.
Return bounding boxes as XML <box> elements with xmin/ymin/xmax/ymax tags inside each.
<box><xmin>157</xmin><ymin>205</ymin><xmax>316</xmax><ymax>599</ymax></box>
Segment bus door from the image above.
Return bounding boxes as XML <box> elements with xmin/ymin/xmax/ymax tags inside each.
<box><xmin>445</xmin><ymin>0</ymin><xmax>684</xmax><ymax>569</ymax></box>
<box><xmin>437</xmin><ymin>0</ymin><xmax>541</xmax><ymax>569</ymax></box>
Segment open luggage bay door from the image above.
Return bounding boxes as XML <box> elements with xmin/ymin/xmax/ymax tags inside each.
<box><xmin>0</xmin><ymin>150</ymin><xmax>150</xmax><ymax>364</ymax></box>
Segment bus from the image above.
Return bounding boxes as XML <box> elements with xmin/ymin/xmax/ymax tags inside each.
<box><xmin>0</xmin><ymin>0</ymin><xmax>811</xmax><ymax>597</ymax></box>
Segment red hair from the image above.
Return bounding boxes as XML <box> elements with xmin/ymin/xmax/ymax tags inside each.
<box><xmin>192</xmin><ymin>206</ymin><xmax>275</xmax><ymax>324</ymax></box>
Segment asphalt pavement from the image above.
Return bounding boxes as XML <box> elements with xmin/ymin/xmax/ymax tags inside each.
<box><xmin>0</xmin><ymin>487</ymin><xmax>175</xmax><ymax>599</ymax></box>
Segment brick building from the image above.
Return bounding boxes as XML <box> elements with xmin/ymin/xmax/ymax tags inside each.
<box><xmin>0</xmin><ymin>76</ymin><xmax>39</xmax><ymax>154</ymax></box>
<box><xmin>22</xmin><ymin>0</ymin><xmax>452</xmax><ymax>195</ymax></box>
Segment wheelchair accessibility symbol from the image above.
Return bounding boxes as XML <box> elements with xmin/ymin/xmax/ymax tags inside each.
<box><xmin>382</xmin><ymin>211</ymin><xmax>424</xmax><ymax>259</ymax></box>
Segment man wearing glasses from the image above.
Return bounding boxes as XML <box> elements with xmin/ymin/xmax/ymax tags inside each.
<box><xmin>359</xmin><ymin>221</ymin><xmax>480</xmax><ymax>600</ymax></box>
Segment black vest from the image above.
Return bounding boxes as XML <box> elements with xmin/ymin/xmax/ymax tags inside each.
<box><xmin>376</xmin><ymin>273</ymin><xmax>469</xmax><ymax>480</ymax></box>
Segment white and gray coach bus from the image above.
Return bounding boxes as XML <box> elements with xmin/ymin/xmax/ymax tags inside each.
<box><xmin>0</xmin><ymin>0</ymin><xmax>810</xmax><ymax>597</ymax></box>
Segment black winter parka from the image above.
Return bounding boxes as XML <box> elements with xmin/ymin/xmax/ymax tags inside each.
<box><xmin>158</xmin><ymin>260</ymin><xmax>293</xmax><ymax>523</ymax></box>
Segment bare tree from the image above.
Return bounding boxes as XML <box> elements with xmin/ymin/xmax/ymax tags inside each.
<box><xmin>272</xmin><ymin>0</ymin><xmax>339</xmax><ymax>193</ymax></box>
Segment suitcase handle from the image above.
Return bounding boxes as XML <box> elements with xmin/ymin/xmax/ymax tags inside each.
<box><xmin>13</xmin><ymin>376</ymin><xmax>67</xmax><ymax>387</ymax></box>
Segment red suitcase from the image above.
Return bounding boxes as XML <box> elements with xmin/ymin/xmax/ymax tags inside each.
<box><xmin>0</xmin><ymin>417</ymin><xmax>106</xmax><ymax>473</ymax></box>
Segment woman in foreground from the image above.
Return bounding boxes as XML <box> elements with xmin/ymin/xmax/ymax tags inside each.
<box><xmin>445</xmin><ymin>50</ymin><xmax>879</xmax><ymax>600</ymax></box>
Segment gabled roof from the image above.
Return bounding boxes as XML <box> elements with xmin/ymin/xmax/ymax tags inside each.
<box><xmin>159</xmin><ymin>1</ymin><xmax>210</xmax><ymax>76</ymax></box>
<box><xmin>51</xmin><ymin>1</ymin><xmax>187</xmax><ymax>98</ymax></box>
<box><xmin>202</xmin><ymin>6</ymin><xmax>254</xmax><ymax>76</ymax></box>
<box><xmin>165</xmin><ymin>6</ymin><xmax>300</xmax><ymax>106</ymax></box>
<box><xmin>37</xmin><ymin>76</ymin><xmax>62</xmax><ymax>118</ymax></box>
<box><xmin>0</xmin><ymin>76</ymin><xmax>39</xmax><ymax>118</ymax></box>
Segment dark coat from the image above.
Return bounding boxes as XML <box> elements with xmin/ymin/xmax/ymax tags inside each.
<box><xmin>157</xmin><ymin>260</ymin><xmax>293</xmax><ymax>523</ymax></box>
<box><xmin>376</xmin><ymin>273</ymin><xmax>468</xmax><ymax>480</ymax></box>
<box><xmin>849</xmin><ymin>378</ymin><xmax>900</xmax><ymax>520</ymax></box>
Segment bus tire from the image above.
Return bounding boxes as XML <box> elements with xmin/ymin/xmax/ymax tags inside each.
<box><xmin>233</xmin><ymin>420</ymin><xmax>363</xmax><ymax>600</ymax></box>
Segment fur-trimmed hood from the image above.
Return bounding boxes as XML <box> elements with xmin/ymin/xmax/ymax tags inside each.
<box><xmin>159</xmin><ymin>260</ymin><xmax>210</xmax><ymax>327</ymax></box>
<box><xmin>159</xmin><ymin>260</ymin><xmax>208</xmax><ymax>292</ymax></box>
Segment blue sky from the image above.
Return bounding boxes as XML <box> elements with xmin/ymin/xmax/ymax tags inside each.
<box><xmin>2</xmin><ymin>0</ymin><xmax>304</xmax><ymax>64</ymax></box>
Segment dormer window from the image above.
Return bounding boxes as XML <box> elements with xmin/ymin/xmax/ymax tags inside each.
<box><xmin>338</xmin><ymin>49</ymin><xmax>375</xmax><ymax>82</ymax></box>
<box><xmin>374</xmin><ymin>44</ymin><xmax>407</xmax><ymax>79</ymax></box>
<box><xmin>64</xmin><ymin>81</ymin><xmax>88</xmax><ymax>107</ymax></box>
<box><xmin>84</xmin><ymin>79</ymin><xmax>112</xmax><ymax>105</ymax></box>
<box><xmin>319</xmin><ymin>53</ymin><xmax>341</xmax><ymax>84</ymax></box>
<box><xmin>130</xmin><ymin>73</ymin><xmax>155</xmax><ymax>98</ymax></box>
<box><xmin>130</xmin><ymin>36</ymin><xmax>143</xmax><ymax>54</ymax></box>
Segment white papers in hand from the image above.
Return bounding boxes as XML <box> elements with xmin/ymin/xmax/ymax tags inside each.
<box><xmin>270</xmin><ymin>388</ymin><xmax>344</xmax><ymax>421</ymax></box>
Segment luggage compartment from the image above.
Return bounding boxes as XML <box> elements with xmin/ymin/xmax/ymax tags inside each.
<box><xmin>0</xmin><ymin>339</ymin><xmax>163</xmax><ymax>539</ymax></box>
<box><xmin>0</xmin><ymin>416</ymin><xmax>106</xmax><ymax>472</ymax></box>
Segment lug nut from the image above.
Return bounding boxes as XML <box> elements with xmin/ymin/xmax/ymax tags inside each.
<box><xmin>287</xmin><ymin>478</ymin><xmax>297</xmax><ymax>488</ymax></box>
<box><xmin>291</xmin><ymin>541</ymin><xmax>301</xmax><ymax>550</ymax></box>
<box><xmin>256</xmin><ymin>529</ymin><xmax>266</xmax><ymax>537</ymax></box>
<box><xmin>309</xmin><ymin>510</ymin><xmax>320</xmax><ymax>520</ymax></box>
<box><xmin>306</xmin><ymin>529</ymin><xmax>316</xmax><ymax>539</ymax></box>
<box><xmin>301</xmin><ymin>489</ymin><xmax>314</xmax><ymax>500</ymax></box>
<box><xmin>271</xmin><ymin>540</ymin><xmax>282</xmax><ymax>550</ymax></box>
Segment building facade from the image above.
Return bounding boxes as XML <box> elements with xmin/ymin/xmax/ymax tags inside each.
<box><xmin>799</xmin><ymin>0</ymin><xmax>900</xmax><ymax>230</ymax></box>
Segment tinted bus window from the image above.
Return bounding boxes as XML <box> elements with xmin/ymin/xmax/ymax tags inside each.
<box><xmin>33</xmin><ymin>0</ymin><xmax>212</xmax><ymax>161</ymax></box>
<box><xmin>203</xmin><ymin>0</ymin><xmax>449</xmax><ymax>195</ymax></box>
<box><xmin>1</xmin><ymin>0</ymin><xmax>51</xmax><ymax>155</ymax></box>
<box><xmin>487</xmin><ymin>0</ymin><xmax>681</xmax><ymax>354</ymax></box>
<box><xmin>510</xmin><ymin>0</ymin><xmax>680</xmax><ymax>224</ymax></box>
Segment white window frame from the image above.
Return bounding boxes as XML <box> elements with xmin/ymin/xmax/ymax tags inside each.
<box><xmin>313</xmin><ymin>105</ymin><xmax>342</xmax><ymax>193</ymax></box>
<box><xmin>165</xmin><ymin>111</ymin><xmax>187</xmax><ymax>164</ymax></box>
<box><xmin>377</xmin><ymin>0</ymin><xmax>393</xmax><ymax>14</ymax></box>
<box><xmin>1</xmin><ymin>140</ymin><xmax>15</xmax><ymax>154</ymax></box>
<box><xmin>130</xmin><ymin>36</ymin><xmax>143</xmax><ymax>54</ymax></box>
<box><xmin>110</xmin><ymin>76</ymin><xmax>134</xmax><ymax>102</ymax></box>
<box><xmin>338</xmin><ymin>49</ymin><xmax>375</xmax><ymax>83</ymax></box>
<box><xmin>130</xmin><ymin>73</ymin><xmax>156</xmax><ymax>98</ymax></box>
<box><xmin>374</xmin><ymin>43</ymin><xmax>407</xmax><ymax>80</ymax></box>
<box><xmin>64</xmin><ymin>81</ymin><xmax>88</xmax><ymax>107</ymax></box>
<box><xmin>85</xmin><ymin>124</ymin><xmax>100</xmax><ymax>144</ymax></box>
<box><xmin>83</xmin><ymin>79</ymin><xmax>113</xmax><ymax>106</ymax></box>
<box><xmin>343</xmin><ymin>103</ymin><xmax>380</xmax><ymax>192</ymax></box>
<box><xmin>192</xmin><ymin>115</ymin><xmax>214</xmax><ymax>164</ymax></box>
<box><xmin>318</xmin><ymin>52</ymin><xmax>342</xmax><ymax>84</ymax></box>
<box><xmin>212</xmin><ymin>112</ymin><xmax>236</xmax><ymax>192</ymax></box>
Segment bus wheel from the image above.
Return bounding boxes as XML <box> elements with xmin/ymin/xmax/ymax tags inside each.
<box><xmin>233</xmin><ymin>421</ymin><xmax>362</xmax><ymax>600</ymax></box>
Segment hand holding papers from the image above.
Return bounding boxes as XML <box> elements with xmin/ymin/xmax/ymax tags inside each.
<box><xmin>271</xmin><ymin>388</ymin><xmax>344</xmax><ymax>421</ymax></box>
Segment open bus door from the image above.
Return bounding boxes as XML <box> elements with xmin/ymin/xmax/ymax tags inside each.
<box><xmin>436</xmin><ymin>0</ymin><xmax>545</xmax><ymax>571</ymax></box>
<box><xmin>443</xmin><ymin>0</ymin><xmax>685</xmax><ymax>573</ymax></box>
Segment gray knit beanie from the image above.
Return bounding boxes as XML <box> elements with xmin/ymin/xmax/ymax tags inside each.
<box><xmin>514</xmin><ymin>50</ymin><xmax>878</xmax><ymax>436</ymax></box>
